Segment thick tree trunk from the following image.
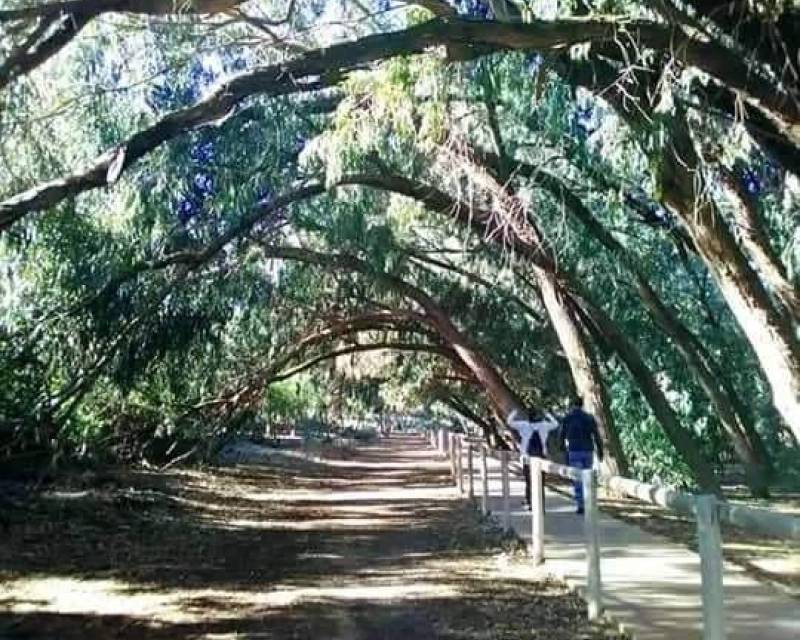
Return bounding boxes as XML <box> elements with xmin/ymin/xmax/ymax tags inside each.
<box><xmin>562</xmin><ymin>55</ymin><xmax>800</xmax><ymax>446</ymax></box>
<box><xmin>660</xmin><ymin>123</ymin><xmax>800</xmax><ymax>444</ymax></box>
<box><xmin>575</xmin><ymin>291</ymin><xmax>721</xmax><ymax>492</ymax></box>
<box><xmin>718</xmin><ymin>167</ymin><xmax>800</xmax><ymax>322</ymax></box>
<box><xmin>536</xmin><ymin>268</ymin><xmax>628</xmax><ymax>476</ymax></box>
<box><xmin>427</xmin><ymin>153</ymin><xmax>630</xmax><ymax>476</ymax></box>
<box><xmin>635</xmin><ymin>280</ymin><xmax>772</xmax><ymax>495</ymax></box>
<box><xmin>522</xmin><ymin>161</ymin><xmax>771</xmax><ymax>495</ymax></box>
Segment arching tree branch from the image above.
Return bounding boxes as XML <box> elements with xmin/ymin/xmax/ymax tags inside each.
<box><xmin>0</xmin><ymin>1</ymin><xmax>246</xmax><ymax>91</ymax></box>
<box><xmin>3</xmin><ymin>14</ymin><xmax>796</xmax><ymax>230</ymax></box>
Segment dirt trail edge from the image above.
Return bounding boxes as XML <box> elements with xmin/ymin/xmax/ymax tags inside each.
<box><xmin>1</xmin><ymin>434</ymin><xmax>624</xmax><ymax>639</ymax></box>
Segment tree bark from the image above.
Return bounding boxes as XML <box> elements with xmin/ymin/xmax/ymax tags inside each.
<box><xmin>563</xmin><ymin>54</ymin><xmax>800</xmax><ymax>446</ymax></box>
<box><xmin>536</xmin><ymin>267</ymin><xmax>627</xmax><ymax>476</ymax></box>
<box><xmin>718</xmin><ymin>166</ymin><xmax>800</xmax><ymax>322</ymax></box>
<box><xmin>0</xmin><ymin>1</ymin><xmax>244</xmax><ymax>91</ymax></box>
<box><xmin>691</xmin><ymin>78</ymin><xmax>800</xmax><ymax>177</ymax></box>
<box><xmin>519</xmin><ymin>159</ymin><xmax>771</xmax><ymax>495</ymax></box>
<box><xmin>0</xmin><ymin>11</ymin><xmax>92</xmax><ymax>91</ymax></box>
<box><xmin>0</xmin><ymin>0</ymin><xmax>243</xmax><ymax>21</ymax></box>
<box><xmin>660</xmin><ymin>119</ymin><xmax>800</xmax><ymax>444</ymax></box>
<box><xmin>682</xmin><ymin>0</ymin><xmax>800</xmax><ymax>85</ymax></box>
<box><xmin>574</xmin><ymin>290</ymin><xmax>721</xmax><ymax>492</ymax></box>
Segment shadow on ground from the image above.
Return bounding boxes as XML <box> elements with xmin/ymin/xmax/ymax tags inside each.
<box><xmin>0</xmin><ymin>436</ymin><xmax>624</xmax><ymax>639</ymax></box>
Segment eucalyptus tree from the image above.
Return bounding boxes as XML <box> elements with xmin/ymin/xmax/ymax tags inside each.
<box><xmin>2</xmin><ymin>0</ymin><xmax>799</xmax><ymax>490</ymax></box>
<box><xmin>1</xmin><ymin>0</ymin><xmax>796</xmax><ymax>445</ymax></box>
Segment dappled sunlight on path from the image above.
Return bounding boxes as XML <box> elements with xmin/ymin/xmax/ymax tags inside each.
<box><xmin>0</xmin><ymin>434</ymin><xmax>622</xmax><ymax>639</ymax></box>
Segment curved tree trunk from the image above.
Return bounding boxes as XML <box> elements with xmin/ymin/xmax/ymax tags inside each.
<box><xmin>634</xmin><ymin>278</ymin><xmax>772</xmax><ymax>494</ymax></box>
<box><xmin>718</xmin><ymin>166</ymin><xmax>800</xmax><ymax>322</ymax></box>
<box><xmin>692</xmin><ymin>79</ymin><xmax>800</xmax><ymax>177</ymax></box>
<box><xmin>522</xmin><ymin>161</ymin><xmax>771</xmax><ymax>495</ymax></box>
<box><xmin>536</xmin><ymin>268</ymin><xmax>628</xmax><ymax>476</ymax></box>
<box><xmin>660</xmin><ymin>122</ymin><xmax>800</xmax><ymax>444</ymax></box>
<box><xmin>3</xmin><ymin>15</ymin><xmax>799</xmax><ymax>230</ymax></box>
<box><xmin>430</xmin><ymin>151</ymin><xmax>630</xmax><ymax>475</ymax></box>
<box><xmin>127</xmin><ymin>171</ymin><xmax>707</xmax><ymax>482</ymax></box>
<box><xmin>339</xmin><ymin>175</ymin><xmax>625</xmax><ymax>467</ymax></box>
<box><xmin>563</xmin><ymin>54</ymin><xmax>800</xmax><ymax>446</ymax></box>
<box><xmin>434</xmin><ymin>390</ymin><xmax>504</xmax><ymax>445</ymax></box>
<box><xmin>682</xmin><ymin>0</ymin><xmax>800</xmax><ymax>83</ymax></box>
<box><xmin>0</xmin><ymin>11</ymin><xmax>92</xmax><ymax>91</ymax></box>
<box><xmin>256</xmin><ymin>244</ymin><xmax>529</xmax><ymax>424</ymax></box>
<box><xmin>0</xmin><ymin>1</ymin><xmax>244</xmax><ymax>92</ymax></box>
<box><xmin>574</xmin><ymin>291</ymin><xmax>721</xmax><ymax>492</ymax></box>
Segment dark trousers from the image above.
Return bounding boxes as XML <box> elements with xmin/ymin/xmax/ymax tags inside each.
<box><xmin>522</xmin><ymin>460</ymin><xmax>545</xmax><ymax>509</ymax></box>
<box><xmin>568</xmin><ymin>450</ymin><xmax>593</xmax><ymax>510</ymax></box>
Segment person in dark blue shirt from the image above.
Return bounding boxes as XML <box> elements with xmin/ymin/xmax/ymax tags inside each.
<box><xmin>559</xmin><ymin>396</ymin><xmax>604</xmax><ymax>514</ymax></box>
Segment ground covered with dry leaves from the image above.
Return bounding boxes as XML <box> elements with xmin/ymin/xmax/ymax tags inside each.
<box><xmin>0</xmin><ymin>435</ymin><xmax>624</xmax><ymax>639</ymax></box>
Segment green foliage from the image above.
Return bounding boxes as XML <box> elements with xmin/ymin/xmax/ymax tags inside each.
<box><xmin>1</xmin><ymin>0</ymin><xmax>797</xmax><ymax>495</ymax></box>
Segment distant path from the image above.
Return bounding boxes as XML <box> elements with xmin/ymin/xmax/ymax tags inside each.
<box><xmin>466</xmin><ymin>447</ymin><xmax>800</xmax><ymax>640</ymax></box>
<box><xmin>0</xmin><ymin>434</ymin><xmax>620</xmax><ymax>639</ymax></box>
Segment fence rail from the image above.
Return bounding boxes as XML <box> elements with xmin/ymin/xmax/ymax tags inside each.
<box><xmin>428</xmin><ymin>427</ymin><xmax>800</xmax><ymax>640</ymax></box>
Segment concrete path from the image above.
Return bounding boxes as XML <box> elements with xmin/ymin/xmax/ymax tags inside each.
<box><xmin>443</xmin><ymin>443</ymin><xmax>799</xmax><ymax>640</ymax></box>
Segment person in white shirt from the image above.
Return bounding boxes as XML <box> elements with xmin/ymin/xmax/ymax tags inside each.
<box><xmin>507</xmin><ymin>409</ymin><xmax>560</xmax><ymax>510</ymax></box>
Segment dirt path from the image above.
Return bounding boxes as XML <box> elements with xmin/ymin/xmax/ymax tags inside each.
<box><xmin>1</xmin><ymin>435</ymin><xmax>623</xmax><ymax>639</ymax></box>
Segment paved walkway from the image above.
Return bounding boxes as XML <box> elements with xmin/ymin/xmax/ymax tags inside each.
<box><xmin>441</xmin><ymin>442</ymin><xmax>799</xmax><ymax>640</ymax></box>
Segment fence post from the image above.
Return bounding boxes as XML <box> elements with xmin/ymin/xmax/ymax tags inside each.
<box><xmin>448</xmin><ymin>433</ymin><xmax>457</xmax><ymax>483</ymax></box>
<box><xmin>696</xmin><ymin>494</ymin><xmax>726</xmax><ymax>640</ymax></box>
<box><xmin>582</xmin><ymin>469</ymin><xmax>602</xmax><ymax>620</ymax></box>
<box><xmin>467</xmin><ymin>443</ymin><xmax>475</xmax><ymax>500</ymax></box>
<box><xmin>480</xmin><ymin>445</ymin><xmax>489</xmax><ymax>516</ymax></box>
<box><xmin>456</xmin><ymin>436</ymin><xmax>464</xmax><ymax>494</ymax></box>
<box><xmin>501</xmin><ymin>450</ymin><xmax>511</xmax><ymax>531</ymax></box>
<box><xmin>531</xmin><ymin>457</ymin><xmax>544</xmax><ymax>565</ymax></box>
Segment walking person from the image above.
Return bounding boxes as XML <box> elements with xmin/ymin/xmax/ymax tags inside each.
<box><xmin>508</xmin><ymin>409</ymin><xmax>559</xmax><ymax>510</ymax></box>
<box><xmin>559</xmin><ymin>396</ymin><xmax>604</xmax><ymax>514</ymax></box>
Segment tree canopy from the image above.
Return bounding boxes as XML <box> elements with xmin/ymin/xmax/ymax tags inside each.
<box><xmin>2</xmin><ymin>0</ymin><xmax>800</xmax><ymax>495</ymax></box>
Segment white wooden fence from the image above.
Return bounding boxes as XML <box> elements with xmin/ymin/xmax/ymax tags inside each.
<box><xmin>427</xmin><ymin>427</ymin><xmax>800</xmax><ymax>640</ymax></box>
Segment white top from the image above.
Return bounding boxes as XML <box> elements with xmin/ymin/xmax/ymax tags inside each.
<box><xmin>506</xmin><ymin>409</ymin><xmax>560</xmax><ymax>463</ymax></box>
